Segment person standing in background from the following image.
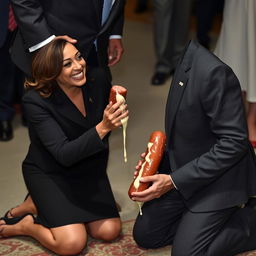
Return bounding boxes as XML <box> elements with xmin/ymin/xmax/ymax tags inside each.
<box><xmin>151</xmin><ymin>0</ymin><xmax>192</xmax><ymax>86</ymax></box>
<box><xmin>0</xmin><ymin>0</ymin><xmax>25</xmax><ymax>141</ymax></box>
<box><xmin>215</xmin><ymin>0</ymin><xmax>256</xmax><ymax>148</ymax></box>
<box><xmin>10</xmin><ymin>0</ymin><xmax>126</xmax><ymax>80</ymax></box>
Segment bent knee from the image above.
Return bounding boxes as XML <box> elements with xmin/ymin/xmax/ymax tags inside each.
<box><xmin>133</xmin><ymin>228</ymin><xmax>160</xmax><ymax>249</ymax></box>
<box><xmin>100</xmin><ymin>226</ymin><xmax>121</xmax><ymax>242</ymax></box>
<box><xmin>56</xmin><ymin>238</ymin><xmax>86</xmax><ymax>255</ymax></box>
<box><xmin>93</xmin><ymin>224</ymin><xmax>121</xmax><ymax>242</ymax></box>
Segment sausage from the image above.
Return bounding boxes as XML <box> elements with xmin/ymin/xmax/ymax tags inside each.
<box><xmin>128</xmin><ymin>131</ymin><xmax>166</xmax><ymax>198</ymax></box>
<box><xmin>109</xmin><ymin>85</ymin><xmax>127</xmax><ymax>104</ymax></box>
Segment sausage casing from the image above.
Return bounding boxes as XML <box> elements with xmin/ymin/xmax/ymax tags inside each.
<box><xmin>128</xmin><ymin>131</ymin><xmax>166</xmax><ymax>198</ymax></box>
<box><xmin>109</xmin><ymin>85</ymin><xmax>127</xmax><ymax>104</ymax></box>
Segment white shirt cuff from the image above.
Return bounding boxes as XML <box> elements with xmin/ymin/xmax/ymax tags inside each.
<box><xmin>170</xmin><ymin>175</ymin><xmax>177</xmax><ymax>189</ymax></box>
<box><xmin>109</xmin><ymin>35</ymin><xmax>122</xmax><ymax>40</ymax></box>
<box><xmin>29</xmin><ymin>35</ymin><xmax>56</xmax><ymax>52</ymax></box>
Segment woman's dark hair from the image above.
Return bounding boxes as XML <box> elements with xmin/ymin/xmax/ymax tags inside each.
<box><xmin>25</xmin><ymin>39</ymin><xmax>68</xmax><ymax>97</ymax></box>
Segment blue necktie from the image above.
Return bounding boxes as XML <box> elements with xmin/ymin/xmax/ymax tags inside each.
<box><xmin>102</xmin><ymin>0</ymin><xmax>112</xmax><ymax>25</ymax></box>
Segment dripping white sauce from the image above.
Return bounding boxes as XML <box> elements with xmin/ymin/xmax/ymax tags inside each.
<box><xmin>133</xmin><ymin>142</ymin><xmax>153</xmax><ymax>215</ymax></box>
<box><xmin>115</xmin><ymin>90</ymin><xmax>129</xmax><ymax>162</ymax></box>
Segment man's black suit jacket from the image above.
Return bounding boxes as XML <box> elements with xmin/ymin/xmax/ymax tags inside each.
<box><xmin>10</xmin><ymin>0</ymin><xmax>125</xmax><ymax>75</ymax></box>
<box><xmin>160</xmin><ymin>40</ymin><xmax>256</xmax><ymax>212</ymax></box>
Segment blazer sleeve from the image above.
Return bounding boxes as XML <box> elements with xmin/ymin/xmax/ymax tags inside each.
<box><xmin>10</xmin><ymin>0</ymin><xmax>51</xmax><ymax>48</ymax></box>
<box><xmin>171</xmin><ymin>64</ymin><xmax>249</xmax><ymax>200</ymax></box>
<box><xmin>110</xmin><ymin>3</ymin><xmax>125</xmax><ymax>36</ymax></box>
<box><xmin>23</xmin><ymin>95</ymin><xmax>107</xmax><ymax>167</ymax></box>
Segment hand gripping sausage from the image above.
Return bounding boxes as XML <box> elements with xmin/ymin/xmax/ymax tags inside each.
<box><xmin>128</xmin><ymin>131</ymin><xmax>166</xmax><ymax>198</ymax></box>
<box><xmin>109</xmin><ymin>85</ymin><xmax>127</xmax><ymax>104</ymax></box>
<box><xmin>109</xmin><ymin>85</ymin><xmax>129</xmax><ymax>162</ymax></box>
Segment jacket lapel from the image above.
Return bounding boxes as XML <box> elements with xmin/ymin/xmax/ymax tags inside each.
<box><xmin>165</xmin><ymin>69</ymin><xmax>188</xmax><ymax>138</ymax></box>
<box><xmin>165</xmin><ymin>40</ymin><xmax>198</xmax><ymax>140</ymax></box>
<box><xmin>51</xmin><ymin>86</ymin><xmax>89</xmax><ymax>128</ymax></box>
<box><xmin>98</xmin><ymin>0</ymin><xmax>123</xmax><ymax>36</ymax></box>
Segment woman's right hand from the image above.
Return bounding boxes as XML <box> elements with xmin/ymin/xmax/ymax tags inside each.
<box><xmin>96</xmin><ymin>101</ymin><xmax>129</xmax><ymax>139</ymax></box>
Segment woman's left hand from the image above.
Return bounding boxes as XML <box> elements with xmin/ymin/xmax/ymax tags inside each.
<box><xmin>96</xmin><ymin>101</ymin><xmax>129</xmax><ymax>138</ymax></box>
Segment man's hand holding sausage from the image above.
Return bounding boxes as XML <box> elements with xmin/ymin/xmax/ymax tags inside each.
<box><xmin>130</xmin><ymin>174</ymin><xmax>174</xmax><ymax>202</ymax></box>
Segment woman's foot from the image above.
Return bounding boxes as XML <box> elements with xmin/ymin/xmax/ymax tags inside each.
<box><xmin>4</xmin><ymin>195</ymin><xmax>37</xmax><ymax>219</ymax></box>
<box><xmin>0</xmin><ymin>214</ymin><xmax>34</xmax><ymax>238</ymax></box>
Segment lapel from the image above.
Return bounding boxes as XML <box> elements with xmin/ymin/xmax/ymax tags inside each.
<box><xmin>98</xmin><ymin>0</ymin><xmax>122</xmax><ymax>36</ymax></box>
<box><xmin>51</xmin><ymin>85</ymin><xmax>90</xmax><ymax>128</ymax></box>
<box><xmin>165</xmin><ymin>40</ymin><xmax>199</xmax><ymax>139</ymax></box>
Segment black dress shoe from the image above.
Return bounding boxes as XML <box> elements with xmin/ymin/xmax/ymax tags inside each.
<box><xmin>134</xmin><ymin>0</ymin><xmax>148</xmax><ymax>13</ymax></box>
<box><xmin>135</xmin><ymin>3</ymin><xmax>148</xmax><ymax>13</ymax></box>
<box><xmin>151</xmin><ymin>72</ymin><xmax>170</xmax><ymax>86</ymax></box>
<box><xmin>0</xmin><ymin>121</ymin><xmax>13</xmax><ymax>141</ymax></box>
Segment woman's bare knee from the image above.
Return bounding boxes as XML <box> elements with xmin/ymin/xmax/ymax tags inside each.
<box><xmin>87</xmin><ymin>218</ymin><xmax>121</xmax><ymax>242</ymax></box>
<box><xmin>51</xmin><ymin>224</ymin><xmax>87</xmax><ymax>255</ymax></box>
<box><xmin>56</xmin><ymin>238</ymin><xmax>86</xmax><ymax>255</ymax></box>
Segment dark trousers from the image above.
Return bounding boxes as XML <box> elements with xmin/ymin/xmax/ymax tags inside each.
<box><xmin>196</xmin><ymin>0</ymin><xmax>224</xmax><ymax>48</ymax></box>
<box><xmin>0</xmin><ymin>30</ymin><xmax>24</xmax><ymax>121</ymax></box>
<box><xmin>133</xmin><ymin>190</ymin><xmax>256</xmax><ymax>256</ymax></box>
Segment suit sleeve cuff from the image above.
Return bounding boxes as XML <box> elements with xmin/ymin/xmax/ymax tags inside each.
<box><xmin>29</xmin><ymin>35</ymin><xmax>56</xmax><ymax>52</ymax></box>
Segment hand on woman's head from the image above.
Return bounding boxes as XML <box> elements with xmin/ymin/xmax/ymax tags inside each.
<box><xmin>55</xmin><ymin>35</ymin><xmax>77</xmax><ymax>44</ymax></box>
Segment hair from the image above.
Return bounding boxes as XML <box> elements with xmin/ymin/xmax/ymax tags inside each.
<box><xmin>25</xmin><ymin>39</ymin><xmax>68</xmax><ymax>97</ymax></box>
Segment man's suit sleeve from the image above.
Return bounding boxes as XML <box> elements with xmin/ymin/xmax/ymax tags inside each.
<box><xmin>23</xmin><ymin>96</ymin><xmax>107</xmax><ymax>168</ymax></box>
<box><xmin>11</xmin><ymin>0</ymin><xmax>51</xmax><ymax>49</ymax></box>
<box><xmin>110</xmin><ymin>2</ymin><xmax>125</xmax><ymax>36</ymax></box>
<box><xmin>171</xmin><ymin>64</ymin><xmax>249</xmax><ymax>200</ymax></box>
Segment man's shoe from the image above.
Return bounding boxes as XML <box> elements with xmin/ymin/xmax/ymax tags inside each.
<box><xmin>151</xmin><ymin>72</ymin><xmax>170</xmax><ymax>86</ymax></box>
<box><xmin>0</xmin><ymin>121</ymin><xmax>13</xmax><ymax>141</ymax></box>
<box><xmin>135</xmin><ymin>4</ymin><xmax>147</xmax><ymax>13</ymax></box>
<box><xmin>134</xmin><ymin>0</ymin><xmax>148</xmax><ymax>13</ymax></box>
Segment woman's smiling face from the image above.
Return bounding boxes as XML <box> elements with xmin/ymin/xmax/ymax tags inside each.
<box><xmin>56</xmin><ymin>42</ymin><xmax>86</xmax><ymax>89</ymax></box>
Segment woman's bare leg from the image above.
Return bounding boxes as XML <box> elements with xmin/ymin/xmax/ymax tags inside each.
<box><xmin>86</xmin><ymin>217</ymin><xmax>121</xmax><ymax>242</ymax></box>
<box><xmin>6</xmin><ymin>195</ymin><xmax>37</xmax><ymax>218</ymax></box>
<box><xmin>0</xmin><ymin>215</ymin><xmax>87</xmax><ymax>255</ymax></box>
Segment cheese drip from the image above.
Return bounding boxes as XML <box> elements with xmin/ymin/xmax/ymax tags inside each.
<box><xmin>116</xmin><ymin>90</ymin><xmax>129</xmax><ymax>162</ymax></box>
<box><xmin>133</xmin><ymin>142</ymin><xmax>153</xmax><ymax>215</ymax></box>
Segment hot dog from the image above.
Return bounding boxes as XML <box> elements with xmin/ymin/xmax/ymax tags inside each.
<box><xmin>128</xmin><ymin>131</ymin><xmax>166</xmax><ymax>199</ymax></box>
<box><xmin>109</xmin><ymin>85</ymin><xmax>127</xmax><ymax>104</ymax></box>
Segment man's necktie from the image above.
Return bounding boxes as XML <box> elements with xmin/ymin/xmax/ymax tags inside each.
<box><xmin>101</xmin><ymin>0</ymin><xmax>112</xmax><ymax>25</ymax></box>
<box><xmin>8</xmin><ymin>6</ymin><xmax>17</xmax><ymax>31</ymax></box>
